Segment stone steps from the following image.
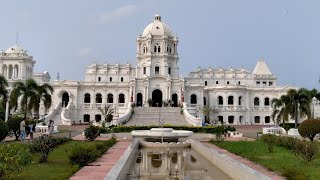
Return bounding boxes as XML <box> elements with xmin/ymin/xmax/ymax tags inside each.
<box><xmin>125</xmin><ymin>107</ymin><xmax>190</xmax><ymax>126</ymax></box>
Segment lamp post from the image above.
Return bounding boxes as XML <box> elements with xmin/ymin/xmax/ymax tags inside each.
<box><xmin>312</xmin><ymin>97</ymin><xmax>317</xmax><ymax>119</ymax></box>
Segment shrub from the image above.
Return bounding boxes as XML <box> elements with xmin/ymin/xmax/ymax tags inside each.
<box><xmin>260</xmin><ymin>134</ymin><xmax>277</xmax><ymax>153</ymax></box>
<box><xmin>84</xmin><ymin>125</ymin><xmax>100</xmax><ymax>141</ymax></box>
<box><xmin>6</xmin><ymin>115</ymin><xmax>23</xmax><ymax>140</ymax></box>
<box><xmin>282</xmin><ymin>166</ymin><xmax>308</xmax><ymax>180</ymax></box>
<box><xmin>68</xmin><ymin>138</ymin><xmax>116</xmax><ymax>167</ymax></box>
<box><xmin>68</xmin><ymin>145</ymin><xmax>100</xmax><ymax>167</ymax></box>
<box><xmin>0</xmin><ymin>143</ymin><xmax>32</xmax><ymax>178</ymax></box>
<box><xmin>274</xmin><ymin>136</ymin><xmax>298</xmax><ymax>150</ymax></box>
<box><xmin>0</xmin><ymin>120</ymin><xmax>8</xmax><ymax>142</ymax></box>
<box><xmin>294</xmin><ymin>140</ymin><xmax>318</xmax><ymax>162</ymax></box>
<box><xmin>298</xmin><ymin>119</ymin><xmax>320</xmax><ymax>141</ymax></box>
<box><xmin>31</xmin><ymin>135</ymin><xmax>55</xmax><ymax>163</ymax></box>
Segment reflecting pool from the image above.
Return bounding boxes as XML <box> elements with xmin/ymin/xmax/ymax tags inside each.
<box><xmin>126</xmin><ymin>147</ymin><xmax>233</xmax><ymax>180</ymax></box>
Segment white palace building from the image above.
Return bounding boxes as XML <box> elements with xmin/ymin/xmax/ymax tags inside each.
<box><xmin>0</xmin><ymin>14</ymin><xmax>294</xmax><ymax>126</ymax></box>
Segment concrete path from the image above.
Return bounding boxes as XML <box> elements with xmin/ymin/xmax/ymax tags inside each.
<box><xmin>203</xmin><ymin>142</ymin><xmax>285</xmax><ymax>180</ymax></box>
<box><xmin>70</xmin><ymin>140</ymin><xmax>132</xmax><ymax>180</ymax></box>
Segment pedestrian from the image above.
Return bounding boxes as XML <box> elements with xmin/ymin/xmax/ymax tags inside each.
<box><xmin>20</xmin><ymin>118</ymin><xmax>26</xmax><ymax>143</ymax></box>
<box><xmin>48</xmin><ymin>120</ymin><xmax>54</xmax><ymax>135</ymax></box>
<box><xmin>28</xmin><ymin>123</ymin><xmax>34</xmax><ymax>141</ymax></box>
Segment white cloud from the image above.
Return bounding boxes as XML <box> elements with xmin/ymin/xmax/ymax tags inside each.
<box><xmin>98</xmin><ymin>5</ymin><xmax>137</xmax><ymax>24</ymax></box>
<box><xmin>78</xmin><ymin>48</ymin><xmax>92</xmax><ymax>57</ymax></box>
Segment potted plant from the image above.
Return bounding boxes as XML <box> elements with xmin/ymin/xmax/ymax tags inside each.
<box><xmin>98</xmin><ymin>105</ymin><xmax>114</xmax><ymax>125</ymax></box>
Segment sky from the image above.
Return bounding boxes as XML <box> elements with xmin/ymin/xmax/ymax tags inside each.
<box><xmin>0</xmin><ymin>0</ymin><xmax>319</xmax><ymax>89</ymax></box>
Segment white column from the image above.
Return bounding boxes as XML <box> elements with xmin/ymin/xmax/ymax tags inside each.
<box><xmin>5</xmin><ymin>100</ymin><xmax>9</xmax><ymax>122</ymax></box>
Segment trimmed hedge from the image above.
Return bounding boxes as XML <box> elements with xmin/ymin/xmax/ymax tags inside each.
<box><xmin>98</xmin><ymin>125</ymin><xmax>236</xmax><ymax>134</ymax></box>
<box><xmin>68</xmin><ymin>138</ymin><xmax>117</xmax><ymax>167</ymax></box>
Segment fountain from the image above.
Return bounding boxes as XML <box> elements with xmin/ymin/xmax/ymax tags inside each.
<box><xmin>131</xmin><ymin>128</ymin><xmax>193</xmax><ymax>143</ymax></box>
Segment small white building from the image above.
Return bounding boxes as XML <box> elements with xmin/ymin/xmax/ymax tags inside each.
<box><xmin>0</xmin><ymin>14</ymin><xmax>294</xmax><ymax>126</ymax></box>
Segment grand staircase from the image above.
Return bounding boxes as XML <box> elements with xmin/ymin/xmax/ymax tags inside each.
<box><xmin>125</xmin><ymin>107</ymin><xmax>190</xmax><ymax>126</ymax></box>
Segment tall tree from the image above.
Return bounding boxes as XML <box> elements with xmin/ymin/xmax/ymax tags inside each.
<box><xmin>282</xmin><ymin>88</ymin><xmax>311</xmax><ymax>128</ymax></box>
<box><xmin>9</xmin><ymin>79</ymin><xmax>53</xmax><ymax>118</ymax></box>
<box><xmin>271</xmin><ymin>97</ymin><xmax>288</xmax><ymax>126</ymax></box>
<box><xmin>201</xmin><ymin>105</ymin><xmax>219</xmax><ymax>124</ymax></box>
<box><xmin>0</xmin><ymin>75</ymin><xmax>8</xmax><ymax>108</ymax></box>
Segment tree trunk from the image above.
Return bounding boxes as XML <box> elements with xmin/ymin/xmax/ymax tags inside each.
<box><xmin>295</xmin><ymin>104</ymin><xmax>298</xmax><ymax>128</ymax></box>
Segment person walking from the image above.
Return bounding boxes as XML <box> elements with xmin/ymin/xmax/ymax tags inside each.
<box><xmin>20</xmin><ymin>118</ymin><xmax>26</xmax><ymax>143</ymax></box>
<box><xmin>48</xmin><ymin>120</ymin><xmax>54</xmax><ymax>135</ymax></box>
<box><xmin>28</xmin><ymin>123</ymin><xmax>34</xmax><ymax>141</ymax></box>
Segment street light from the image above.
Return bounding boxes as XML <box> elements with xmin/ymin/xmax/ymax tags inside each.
<box><xmin>312</xmin><ymin>97</ymin><xmax>317</xmax><ymax>119</ymax></box>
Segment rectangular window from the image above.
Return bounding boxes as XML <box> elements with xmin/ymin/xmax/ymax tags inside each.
<box><xmin>263</xmin><ymin>82</ymin><xmax>267</xmax><ymax>86</ymax></box>
<box><xmin>269</xmin><ymin>82</ymin><xmax>273</xmax><ymax>86</ymax></box>
<box><xmin>155</xmin><ymin>66</ymin><xmax>159</xmax><ymax>74</ymax></box>
<box><xmin>205</xmin><ymin>81</ymin><xmax>207</xmax><ymax>86</ymax></box>
<box><xmin>168</xmin><ymin>67</ymin><xmax>171</xmax><ymax>75</ymax></box>
<box><xmin>256</xmin><ymin>81</ymin><xmax>260</xmax><ymax>86</ymax></box>
<box><xmin>216</xmin><ymin>81</ymin><xmax>218</xmax><ymax>84</ymax></box>
<box><xmin>143</xmin><ymin>67</ymin><xmax>146</xmax><ymax>74</ymax></box>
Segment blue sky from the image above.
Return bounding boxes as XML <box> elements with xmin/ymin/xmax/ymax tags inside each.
<box><xmin>0</xmin><ymin>0</ymin><xmax>319</xmax><ymax>88</ymax></box>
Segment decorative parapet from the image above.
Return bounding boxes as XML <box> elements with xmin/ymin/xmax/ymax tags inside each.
<box><xmin>112</xmin><ymin>102</ymin><xmax>134</xmax><ymax>125</ymax></box>
<box><xmin>182</xmin><ymin>102</ymin><xmax>202</xmax><ymax>127</ymax></box>
<box><xmin>61</xmin><ymin>102</ymin><xmax>72</xmax><ymax>125</ymax></box>
<box><xmin>43</xmin><ymin>102</ymin><xmax>61</xmax><ymax>124</ymax></box>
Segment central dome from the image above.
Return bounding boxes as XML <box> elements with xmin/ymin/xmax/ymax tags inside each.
<box><xmin>142</xmin><ymin>14</ymin><xmax>173</xmax><ymax>37</ymax></box>
<box><xmin>5</xmin><ymin>44</ymin><xmax>26</xmax><ymax>54</ymax></box>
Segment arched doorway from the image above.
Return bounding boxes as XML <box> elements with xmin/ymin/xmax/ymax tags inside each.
<box><xmin>62</xmin><ymin>92</ymin><xmax>69</xmax><ymax>107</ymax></box>
<box><xmin>136</xmin><ymin>93</ymin><xmax>143</xmax><ymax>107</ymax></box>
<box><xmin>152</xmin><ymin>89</ymin><xmax>162</xmax><ymax>107</ymax></box>
<box><xmin>172</xmin><ymin>93</ymin><xmax>178</xmax><ymax>107</ymax></box>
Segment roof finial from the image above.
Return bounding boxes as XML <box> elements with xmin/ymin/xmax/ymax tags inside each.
<box><xmin>16</xmin><ymin>32</ymin><xmax>19</xmax><ymax>45</ymax></box>
<box><xmin>56</xmin><ymin>72</ymin><xmax>60</xmax><ymax>81</ymax></box>
<box><xmin>154</xmin><ymin>13</ymin><xmax>161</xmax><ymax>21</ymax></box>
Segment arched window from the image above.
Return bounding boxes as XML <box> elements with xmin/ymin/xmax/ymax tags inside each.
<box><xmin>254</xmin><ymin>97</ymin><xmax>260</xmax><ymax>106</ymax></box>
<box><xmin>228</xmin><ymin>96</ymin><xmax>234</xmax><ymax>105</ymax></box>
<box><xmin>95</xmin><ymin>114</ymin><xmax>101</xmax><ymax>122</ymax></box>
<box><xmin>84</xmin><ymin>93</ymin><xmax>91</xmax><ymax>103</ymax></box>
<box><xmin>98</xmin><ymin>77</ymin><xmax>101</xmax><ymax>82</ymax></box>
<box><xmin>158</xmin><ymin>46</ymin><xmax>161</xmax><ymax>52</ymax></box>
<box><xmin>109</xmin><ymin>77</ymin><xmax>112</xmax><ymax>82</ymax></box>
<box><xmin>143</xmin><ymin>67</ymin><xmax>146</xmax><ymax>74</ymax></box>
<box><xmin>228</xmin><ymin>116</ymin><xmax>234</xmax><ymax>124</ymax></box>
<box><xmin>254</xmin><ymin>116</ymin><xmax>260</xmax><ymax>123</ymax></box>
<box><xmin>107</xmin><ymin>94</ymin><xmax>113</xmax><ymax>103</ymax></box>
<box><xmin>155</xmin><ymin>66</ymin><xmax>159</xmax><ymax>74</ymax></box>
<box><xmin>203</xmin><ymin>97</ymin><xmax>206</xmax><ymax>106</ymax></box>
<box><xmin>227</xmin><ymin>81</ymin><xmax>229</xmax><ymax>85</ymax></box>
<box><xmin>96</xmin><ymin>93</ymin><xmax>102</xmax><ymax>103</ymax></box>
<box><xmin>205</xmin><ymin>81</ymin><xmax>207</xmax><ymax>86</ymax></box>
<box><xmin>154</xmin><ymin>46</ymin><xmax>157</xmax><ymax>52</ymax></box>
<box><xmin>121</xmin><ymin>77</ymin><xmax>124</xmax><ymax>82</ymax></box>
<box><xmin>191</xmin><ymin>94</ymin><xmax>197</xmax><ymax>104</ymax></box>
<box><xmin>169</xmin><ymin>47</ymin><xmax>172</xmax><ymax>54</ymax></box>
<box><xmin>264</xmin><ymin>97</ymin><xmax>270</xmax><ymax>106</ymax></box>
<box><xmin>118</xmin><ymin>94</ymin><xmax>125</xmax><ymax>103</ymax></box>
<box><xmin>238</xmin><ymin>96</ymin><xmax>242</xmax><ymax>106</ymax></box>
<box><xmin>265</xmin><ymin>116</ymin><xmax>270</xmax><ymax>123</ymax></box>
<box><xmin>218</xmin><ymin>96</ymin><xmax>223</xmax><ymax>105</ymax></box>
<box><xmin>83</xmin><ymin>114</ymin><xmax>90</xmax><ymax>122</ymax></box>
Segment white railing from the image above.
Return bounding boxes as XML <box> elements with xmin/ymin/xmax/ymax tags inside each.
<box><xmin>112</xmin><ymin>102</ymin><xmax>133</xmax><ymax>125</ymax></box>
<box><xmin>61</xmin><ymin>102</ymin><xmax>72</xmax><ymax>125</ymax></box>
<box><xmin>182</xmin><ymin>102</ymin><xmax>202</xmax><ymax>127</ymax></box>
<box><xmin>35</xmin><ymin>125</ymin><xmax>59</xmax><ymax>133</ymax></box>
<box><xmin>43</xmin><ymin>102</ymin><xmax>62</xmax><ymax>125</ymax></box>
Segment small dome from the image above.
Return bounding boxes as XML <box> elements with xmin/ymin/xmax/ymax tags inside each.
<box><xmin>142</xmin><ymin>14</ymin><xmax>173</xmax><ymax>37</ymax></box>
<box><xmin>5</xmin><ymin>44</ymin><xmax>26</xmax><ymax>54</ymax></box>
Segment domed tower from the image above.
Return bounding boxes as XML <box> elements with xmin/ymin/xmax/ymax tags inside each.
<box><xmin>136</xmin><ymin>14</ymin><xmax>179</xmax><ymax>78</ymax></box>
<box><xmin>135</xmin><ymin>14</ymin><xmax>183</xmax><ymax>107</ymax></box>
<box><xmin>0</xmin><ymin>44</ymin><xmax>36</xmax><ymax>84</ymax></box>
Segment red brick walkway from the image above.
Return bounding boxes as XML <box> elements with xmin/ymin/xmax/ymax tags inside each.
<box><xmin>203</xmin><ymin>142</ymin><xmax>285</xmax><ymax>180</ymax></box>
<box><xmin>70</xmin><ymin>140</ymin><xmax>132</xmax><ymax>180</ymax></box>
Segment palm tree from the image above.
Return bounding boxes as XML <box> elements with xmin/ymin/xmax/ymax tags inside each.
<box><xmin>201</xmin><ymin>105</ymin><xmax>219</xmax><ymax>124</ymax></box>
<box><xmin>271</xmin><ymin>97</ymin><xmax>288</xmax><ymax>126</ymax></box>
<box><xmin>281</xmin><ymin>88</ymin><xmax>311</xmax><ymax>128</ymax></box>
<box><xmin>98</xmin><ymin>105</ymin><xmax>114</xmax><ymax>123</ymax></box>
<box><xmin>0</xmin><ymin>75</ymin><xmax>8</xmax><ymax>108</ymax></box>
<box><xmin>9</xmin><ymin>79</ymin><xmax>53</xmax><ymax>118</ymax></box>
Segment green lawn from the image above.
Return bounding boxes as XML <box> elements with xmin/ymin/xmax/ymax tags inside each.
<box><xmin>12</xmin><ymin>140</ymin><xmax>113</xmax><ymax>180</ymax></box>
<box><xmin>213</xmin><ymin>140</ymin><xmax>320</xmax><ymax>180</ymax></box>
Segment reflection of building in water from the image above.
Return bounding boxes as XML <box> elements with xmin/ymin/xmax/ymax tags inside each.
<box><xmin>127</xmin><ymin>147</ymin><xmax>232</xmax><ymax>180</ymax></box>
